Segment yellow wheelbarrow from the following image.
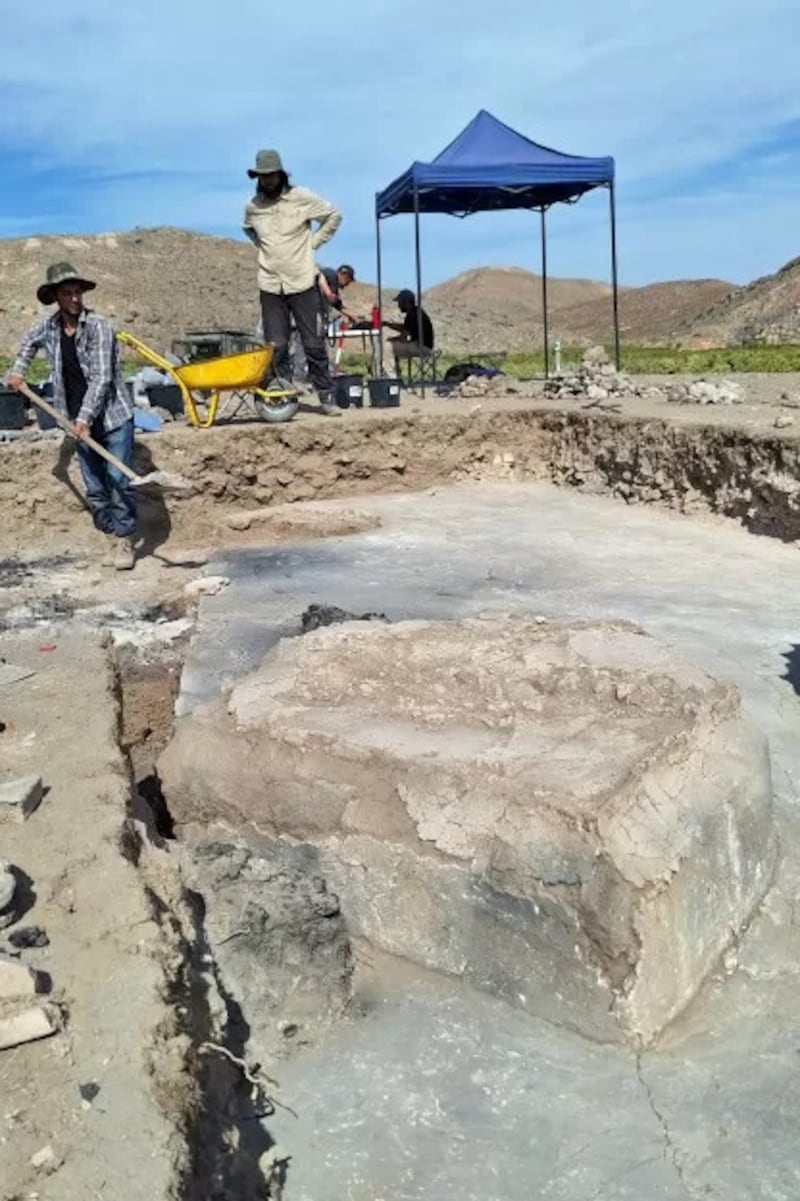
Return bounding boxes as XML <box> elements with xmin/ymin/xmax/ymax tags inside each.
<box><xmin>117</xmin><ymin>331</ymin><xmax>300</xmax><ymax>428</ymax></box>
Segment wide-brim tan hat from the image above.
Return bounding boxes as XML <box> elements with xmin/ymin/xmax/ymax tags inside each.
<box><xmin>37</xmin><ymin>261</ymin><xmax>96</xmax><ymax>306</ymax></box>
<box><xmin>247</xmin><ymin>148</ymin><xmax>284</xmax><ymax>178</ymax></box>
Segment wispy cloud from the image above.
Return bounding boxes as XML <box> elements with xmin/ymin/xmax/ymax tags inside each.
<box><xmin>2</xmin><ymin>0</ymin><xmax>799</xmax><ymax>289</ymax></box>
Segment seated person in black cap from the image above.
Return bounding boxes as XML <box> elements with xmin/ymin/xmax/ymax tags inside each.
<box><xmin>383</xmin><ymin>289</ymin><xmax>434</xmax><ymax>371</ymax></box>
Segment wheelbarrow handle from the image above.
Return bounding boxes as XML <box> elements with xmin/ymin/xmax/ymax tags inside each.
<box><xmin>16</xmin><ymin>381</ymin><xmax>141</xmax><ymax>484</ymax></box>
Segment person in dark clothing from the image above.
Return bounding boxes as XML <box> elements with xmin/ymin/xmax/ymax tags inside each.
<box><xmin>288</xmin><ymin>264</ymin><xmax>357</xmax><ymax>382</ymax></box>
<box><xmin>383</xmin><ymin>288</ymin><xmax>434</xmax><ymax>373</ymax></box>
<box><xmin>7</xmin><ymin>262</ymin><xmax>137</xmax><ymax>570</ymax></box>
<box><xmin>317</xmin><ymin>263</ymin><xmax>357</xmax><ymax>324</ymax></box>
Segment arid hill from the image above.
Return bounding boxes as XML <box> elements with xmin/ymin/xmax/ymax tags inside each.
<box><xmin>0</xmin><ymin>229</ymin><xmax>259</xmax><ymax>355</ymax></box>
<box><xmin>0</xmin><ymin>226</ymin><xmax>761</xmax><ymax>356</ymax></box>
<box><xmin>674</xmin><ymin>256</ymin><xmax>800</xmax><ymax>346</ymax></box>
<box><xmin>422</xmin><ymin>266</ymin><xmax>618</xmax><ymax>352</ymax></box>
<box><xmin>555</xmin><ymin>279</ymin><xmax>733</xmax><ymax>346</ymax></box>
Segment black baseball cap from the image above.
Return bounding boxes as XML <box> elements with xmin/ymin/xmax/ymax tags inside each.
<box><xmin>393</xmin><ymin>289</ymin><xmax>415</xmax><ymax>305</ymax></box>
<box><xmin>338</xmin><ymin>264</ymin><xmax>356</xmax><ymax>279</ymax></box>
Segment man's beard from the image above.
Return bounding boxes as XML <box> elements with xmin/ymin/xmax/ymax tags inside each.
<box><xmin>258</xmin><ymin>181</ymin><xmax>283</xmax><ymax>200</ymax></box>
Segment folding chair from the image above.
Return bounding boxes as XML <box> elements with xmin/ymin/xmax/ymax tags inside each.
<box><xmin>395</xmin><ymin>347</ymin><xmax>441</xmax><ymax>387</ymax></box>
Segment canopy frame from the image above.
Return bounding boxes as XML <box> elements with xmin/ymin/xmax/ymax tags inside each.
<box><xmin>374</xmin><ymin>112</ymin><xmax>619</xmax><ymax>390</ymax></box>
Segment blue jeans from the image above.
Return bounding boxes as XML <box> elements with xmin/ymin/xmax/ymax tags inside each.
<box><xmin>76</xmin><ymin>418</ymin><xmax>137</xmax><ymax>538</ymax></box>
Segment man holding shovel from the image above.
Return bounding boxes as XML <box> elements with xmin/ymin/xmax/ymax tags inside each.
<box><xmin>7</xmin><ymin>262</ymin><xmax>137</xmax><ymax>570</ymax></box>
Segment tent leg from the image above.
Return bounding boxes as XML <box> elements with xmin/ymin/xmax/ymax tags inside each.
<box><xmin>375</xmin><ymin>206</ymin><xmax>384</xmax><ymax>377</ymax></box>
<box><xmin>609</xmin><ymin>183</ymin><xmax>621</xmax><ymax>371</ymax></box>
<box><xmin>540</xmin><ymin>207</ymin><xmax>550</xmax><ymax>379</ymax></box>
<box><xmin>413</xmin><ymin>186</ymin><xmax>424</xmax><ymax>397</ymax></box>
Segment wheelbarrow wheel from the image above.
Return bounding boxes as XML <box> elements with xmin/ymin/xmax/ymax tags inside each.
<box><xmin>253</xmin><ymin>378</ymin><xmax>299</xmax><ymax>423</ymax></box>
<box><xmin>254</xmin><ymin>396</ymin><xmax>299</xmax><ymax>424</ymax></box>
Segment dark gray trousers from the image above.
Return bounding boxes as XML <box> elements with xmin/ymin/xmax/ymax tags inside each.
<box><xmin>260</xmin><ymin>287</ymin><xmax>331</xmax><ymax>397</ymax></box>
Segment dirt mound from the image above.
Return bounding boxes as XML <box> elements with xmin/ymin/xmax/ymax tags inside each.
<box><xmin>159</xmin><ymin>615</ymin><xmax>775</xmax><ymax>1046</ymax></box>
<box><xmin>676</xmin><ymin>255</ymin><xmax>800</xmax><ymax>345</ymax></box>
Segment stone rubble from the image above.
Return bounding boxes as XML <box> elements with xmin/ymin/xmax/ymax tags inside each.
<box><xmin>0</xmin><ymin>856</ymin><xmax>58</xmax><ymax>1049</ymax></box>
<box><xmin>0</xmin><ymin>952</ymin><xmax>41</xmax><ymax>998</ymax></box>
<box><xmin>449</xmin><ymin>372</ymin><xmax>519</xmax><ymax>399</ymax></box>
<box><xmin>0</xmin><ymin>1004</ymin><xmax>58</xmax><ymax>1050</ymax></box>
<box><xmin>183</xmin><ymin>574</ymin><xmax>230</xmax><ymax>599</ymax></box>
<box><xmin>535</xmin><ymin>346</ymin><xmax>745</xmax><ymax>409</ymax></box>
<box><xmin>0</xmin><ymin>775</ymin><xmax>44</xmax><ymax>822</ymax></box>
<box><xmin>30</xmin><ymin>1144</ymin><xmax>63</xmax><ymax>1175</ymax></box>
<box><xmin>0</xmin><ymin>861</ymin><xmax>17</xmax><ymax>924</ymax></box>
<box><xmin>666</xmin><ymin>378</ymin><xmax>744</xmax><ymax>405</ymax></box>
<box><xmin>543</xmin><ymin>346</ymin><xmax>662</xmax><ymax>404</ymax></box>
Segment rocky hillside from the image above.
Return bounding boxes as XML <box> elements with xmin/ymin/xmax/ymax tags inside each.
<box><xmin>0</xmin><ymin>229</ymin><xmax>259</xmax><ymax>354</ymax></box>
<box><xmin>556</xmin><ymin>279</ymin><xmax>733</xmax><ymax>346</ymax></box>
<box><xmin>674</xmin><ymin>256</ymin><xmax>800</xmax><ymax>345</ymax></box>
<box><xmin>0</xmin><ymin>231</ymin><xmax>612</xmax><ymax>354</ymax></box>
<box><xmin>0</xmin><ymin>226</ymin><xmax>755</xmax><ymax>355</ymax></box>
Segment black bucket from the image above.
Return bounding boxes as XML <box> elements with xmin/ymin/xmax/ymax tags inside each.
<box><xmin>333</xmin><ymin>374</ymin><xmax>364</xmax><ymax>409</ymax></box>
<box><xmin>146</xmin><ymin>384</ymin><xmax>184</xmax><ymax>416</ymax></box>
<box><xmin>33</xmin><ymin>382</ymin><xmax>58</xmax><ymax>430</ymax></box>
<box><xmin>0</xmin><ymin>388</ymin><xmax>27</xmax><ymax>430</ymax></box>
<box><xmin>368</xmin><ymin>377</ymin><xmax>401</xmax><ymax>408</ymax></box>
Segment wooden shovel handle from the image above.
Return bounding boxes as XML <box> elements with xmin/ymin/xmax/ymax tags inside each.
<box><xmin>16</xmin><ymin>381</ymin><xmax>141</xmax><ymax>484</ymax></box>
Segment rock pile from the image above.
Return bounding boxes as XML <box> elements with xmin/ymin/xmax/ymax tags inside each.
<box><xmin>448</xmin><ymin>372</ymin><xmax>516</xmax><ymax>399</ymax></box>
<box><xmin>665</xmin><ymin>378</ymin><xmax>743</xmax><ymax>405</ymax></box>
<box><xmin>543</xmin><ymin>346</ymin><xmax>661</xmax><ymax>404</ymax></box>
<box><xmin>0</xmin><ymin>857</ymin><xmax>56</xmax><ymax>1051</ymax></box>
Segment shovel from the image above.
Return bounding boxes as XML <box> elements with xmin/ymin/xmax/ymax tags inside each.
<box><xmin>17</xmin><ymin>381</ymin><xmax>192</xmax><ymax>493</ymax></box>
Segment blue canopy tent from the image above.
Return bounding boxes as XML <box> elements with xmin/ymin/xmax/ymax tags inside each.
<box><xmin>374</xmin><ymin>110</ymin><xmax>618</xmax><ymax>382</ymax></box>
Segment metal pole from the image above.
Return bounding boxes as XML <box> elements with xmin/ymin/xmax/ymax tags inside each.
<box><xmin>413</xmin><ymin>184</ymin><xmax>425</xmax><ymax>397</ymax></box>
<box><xmin>540</xmin><ymin>207</ymin><xmax>550</xmax><ymax>379</ymax></box>
<box><xmin>609</xmin><ymin>182</ymin><xmax>621</xmax><ymax>371</ymax></box>
<box><xmin>375</xmin><ymin>204</ymin><xmax>384</xmax><ymax>378</ymax></box>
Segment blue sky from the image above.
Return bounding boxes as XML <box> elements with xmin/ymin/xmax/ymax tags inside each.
<box><xmin>2</xmin><ymin>0</ymin><xmax>798</xmax><ymax>289</ymax></box>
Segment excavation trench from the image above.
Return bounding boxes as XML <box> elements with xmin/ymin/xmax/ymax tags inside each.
<box><xmin>3</xmin><ymin>401</ymin><xmax>798</xmax><ymax>1200</ymax></box>
<box><xmin>3</xmin><ymin>406</ymin><xmax>800</xmax><ymax>560</ymax></box>
<box><xmin>115</xmin><ymin>637</ymin><xmax>354</xmax><ymax>1201</ymax></box>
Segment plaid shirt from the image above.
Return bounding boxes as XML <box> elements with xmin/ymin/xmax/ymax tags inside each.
<box><xmin>11</xmin><ymin>309</ymin><xmax>132</xmax><ymax>432</ymax></box>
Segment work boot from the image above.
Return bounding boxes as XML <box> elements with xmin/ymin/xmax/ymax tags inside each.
<box><xmin>112</xmin><ymin>536</ymin><xmax>136</xmax><ymax>571</ymax></box>
<box><xmin>100</xmin><ymin>533</ymin><xmax>117</xmax><ymax>567</ymax></box>
<box><xmin>317</xmin><ymin>394</ymin><xmax>341</xmax><ymax>417</ymax></box>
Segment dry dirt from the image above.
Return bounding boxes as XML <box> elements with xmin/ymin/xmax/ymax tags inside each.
<box><xmin>0</xmin><ymin>629</ymin><xmax>182</xmax><ymax>1201</ymax></box>
<box><xmin>4</xmin><ymin>375</ymin><xmax>800</xmax><ymax>562</ymax></box>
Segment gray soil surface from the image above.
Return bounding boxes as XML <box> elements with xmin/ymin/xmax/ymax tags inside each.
<box><xmin>166</xmin><ymin>480</ymin><xmax>800</xmax><ymax>1200</ymax></box>
<box><xmin>2</xmin><ymin>383</ymin><xmax>800</xmax><ymax>1199</ymax></box>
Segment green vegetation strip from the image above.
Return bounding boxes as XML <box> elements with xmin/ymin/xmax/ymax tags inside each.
<box><xmin>326</xmin><ymin>345</ymin><xmax>800</xmax><ymax>376</ymax></box>
<box><xmin>4</xmin><ymin>344</ymin><xmax>800</xmax><ymax>385</ymax></box>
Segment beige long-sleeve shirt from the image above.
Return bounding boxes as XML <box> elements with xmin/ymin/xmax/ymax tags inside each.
<box><xmin>243</xmin><ymin>185</ymin><xmax>342</xmax><ymax>295</ymax></box>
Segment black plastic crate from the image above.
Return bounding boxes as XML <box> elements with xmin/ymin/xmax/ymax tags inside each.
<box><xmin>0</xmin><ymin>388</ymin><xmax>27</xmax><ymax>430</ymax></box>
<box><xmin>146</xmin><ymin>384</ymin><xmax>184</xmax><ymax>417</ymax></box>
<box><xmin>333</xmin><ymin>374</ymin><xmax>364</xmax><ymax>409</ymax></box>
<box><xmin>368</xmin><ymin>377</ymin><xmax>401</xmax><ymax>408</ymax></box>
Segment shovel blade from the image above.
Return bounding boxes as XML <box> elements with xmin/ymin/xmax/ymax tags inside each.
<box><xmin>131</xmin><ymin>471</ymin><xmax>193</xmax><ymax>493</ymax></box>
